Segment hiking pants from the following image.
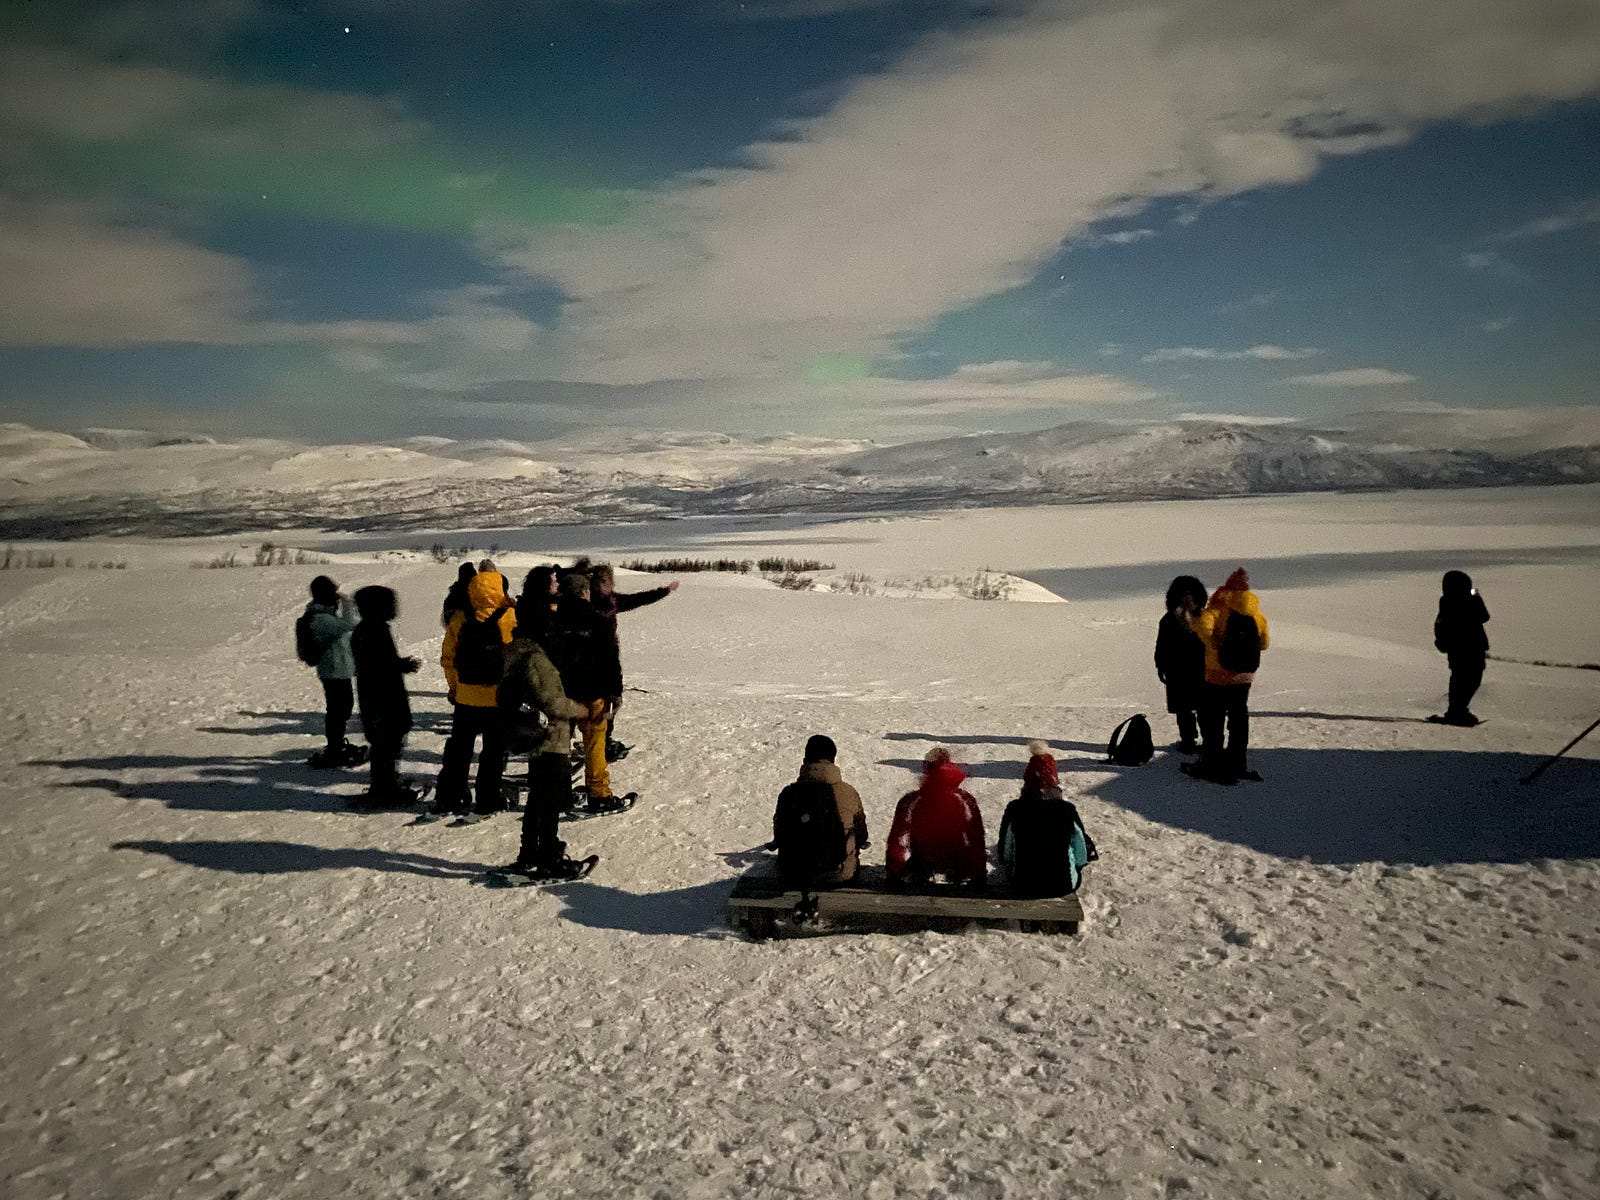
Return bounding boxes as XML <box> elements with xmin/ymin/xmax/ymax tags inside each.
<box><xmin>580</xmin><ymin>698</ymin><xmax>613</xmax><ymax>798</ymax></box>
<box><xmin>1199</xmin><ymin>682</ymin><xmax>1251</xmax><ymax>777</ymax></box>
<box><xmin>437</xmin><ymin>704</ymin><xmax>507</xmax><ymax>813</ymax></box>
<box><xmin>518</xmin><ymin>751</ymin><xmax>571</xmax><ymax>867</ymax></box>
<box><xmin>1175</xmin><ymin>708</ymin><xmax>1199</xmax><ymax>747</ymax></box>
<box><xmin>1448</xmin><ymin>654</ymin><xmax>1485</xmax><ymax>717</ymax></box>
<box><xmin>321</xmin><ymin>678</ymin><xmax>354</xmax><ymax>749</ymax></box>
<box><xmin>367</xmin><ymin>731</ymin><xmax>403</xmax><ymax>796</ymax></box>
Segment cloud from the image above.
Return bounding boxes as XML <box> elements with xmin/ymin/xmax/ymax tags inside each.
<box><xmin>1461</xmin><ymin>251</ymin><xmax>1500</xmax><ymax>270</ymax></box>
<box><xmin>1478</xmin><ymin>315</ymin><xmax>1514</xmax><ymax>333</ymax></box>
<box><xmin>1080</xmin><ymin>226</ymin><xmax>1159</xmax><ymax>247</ymax></box>
<box><xmin>0</xmin><ymin>197</ymin><xmax>422</xmax><ymax>349</ymax></box>
<box><xmin>1283</xmin><ymin>367</ymin><xmax>1416</xmax><ymax>387</ymax></box>
<box><xmin>1143</xmin><ymin>344</ymin><xmax>1323</xmax><ymax>363</ymax></box>
<box><xmin>1497</xmin><ymin>196</ymin><xmax>1600</xmax><ymax>240</ymax></box>
<box><xmin>826</xmin><ymin>361</ymin><xmax>1161</xmax><ymax>416</ymax></box>
<box><xmin>490</xmin><ymin>0</ymin><xmax>1600</xmax><ymax>391</ymax></box>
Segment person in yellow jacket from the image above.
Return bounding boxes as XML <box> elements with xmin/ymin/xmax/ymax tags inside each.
<box><xmin>436</xmin><ymin>571</ymin><xmax>519</xmax><ymax>818</ymax></box>
<box><xmin>1183</xmin><ymin>567</ymin><xmax>1270</xmax><ymax>785</ymax></box>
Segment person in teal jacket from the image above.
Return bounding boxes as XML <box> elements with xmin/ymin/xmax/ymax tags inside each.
<box><xmin>303</xmin><ymin>575</ymin><xmax>365</xmax><ymax>769</ymax></box>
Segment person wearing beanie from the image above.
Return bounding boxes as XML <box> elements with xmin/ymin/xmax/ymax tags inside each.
<box><xmin>440</xmin><ymin>562</ymin><xmax>477</xmax><ymax>628</ymax></box>
<box><xmin>886</xmin><ymin>747</ymin><xmax>986</xmax><ymax>887</ymax></box>
<box><xmin>302</xmin><ymin>575</ymin><xmax>365</xmax><ymax>769</ymax></box>
<box><xmin>1431</xmin><ymin>570</ymin><xmax>1490</xmax><ymax>727</ymax></box>
<box><xmin>770</xmin><ymin>734</ymin><xmax>870</xmax><ymax>886</ymax></box>
<box><xmin>494</xmin><ymin>614</ymin><xmax>595</xmax><ymax>881</ymax></box>
<box><xmin>350</xmin><ymin>585</ymin><xmax>421</xmax><ymax>808</ymax></box>
<box><xmin>436</xmin><ymin>570</ymin><xmax>518</xmax><ymax>818</ymax></box>
<box><xmin>1185</xmin><ymin>567</ymin><xmax>1270</xmax><ymax>785</ymax></box>
<box><xmin>547</xmin><ymin>570</ymin><xmax>632</xmax><ymax>813</ymax></box>
<box><xmin>1155</xmin><ymin>575</ymin><xmax>1208</xmax><ymax>753</ymax></box>
<box><xmin>997</xmin><ymin>741</ymin><xmax>1098</xmax><ymax>897</ymax></box>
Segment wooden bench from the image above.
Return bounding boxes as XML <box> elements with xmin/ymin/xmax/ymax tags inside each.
<box><xmin>727</xmin><ymin>866</ymin><xmax>1086</xmax><ymax>939</ymax></box>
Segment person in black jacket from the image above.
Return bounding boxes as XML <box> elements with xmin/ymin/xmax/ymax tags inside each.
<box><xmin>351</xmin><ymin>585</ymin><xmax>421</xmax><ymax>807</ymax></box>
<box><xmin>1432</xmin><ymin>570</ymin><xmax>1490</xmax><ymax>727</ymax></box>
<box><xmin>997</xmin><ymin>742</ymin><xmax>1097</xmax><ymax>898</ymax></box>
<box><xmin>1154</xmin><ymin>575</ymin><xmax>1208</xmax><ymax>752</ymax></box>
<box><xmin>549</xmin><ymin>572</ymin><xmax>631</xmax><ymax>813</ymax></box>
<box><xmin>589</xmin><ymin>563</ymin><xmax>678</xmax><ymax>760</ymax></box>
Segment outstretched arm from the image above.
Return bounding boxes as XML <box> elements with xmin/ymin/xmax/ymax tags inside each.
<box><xmin>615</xmin><ymin>582</ymin><xmax>677</xmax><ymax>614</ymax></box>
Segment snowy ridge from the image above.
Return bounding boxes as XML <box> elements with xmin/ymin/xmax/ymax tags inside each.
<box><xmin>1</xmin><ymin>410</ymin><xmax>1597</xmax><ymax>537</ymax></box>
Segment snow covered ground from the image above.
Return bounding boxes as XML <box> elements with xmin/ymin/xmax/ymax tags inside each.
<box><xmin>2</xmin><ymin>487</ymin><xmax>1598</xmax><ymax>1199</ymax></box>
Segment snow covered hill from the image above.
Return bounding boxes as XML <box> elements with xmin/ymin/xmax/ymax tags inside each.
<box><xmin>2</xmin><ymin>408</ymin><xmax>1597</xmax><ymax>537</ymax></box>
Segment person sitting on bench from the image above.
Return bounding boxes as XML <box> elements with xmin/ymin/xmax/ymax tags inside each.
<box><xmin>887</xmin><ymin>747</ymin><xmax>986</xmax><ymax>887</ymax></box>
<box><xmin>998</xmin><ymin>741</ymin><xmax>1097</xmax><ymax>897</ymax></box>
<box><xmin>771</xmin><ymin>734</ymin><xmax>869</xmax><ymax>887</ymax></box>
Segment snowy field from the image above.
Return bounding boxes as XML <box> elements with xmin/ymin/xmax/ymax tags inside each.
<box><xmin>3</xmin><ymin>486</ymin><xmax>1599</xmax><ymax>1199</ymax></box>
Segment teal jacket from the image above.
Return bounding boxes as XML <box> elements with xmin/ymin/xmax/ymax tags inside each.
<box><xmin>306</xmin><ymin>600</ymin><xmax>356</xmax><ymax>681</ymax></box>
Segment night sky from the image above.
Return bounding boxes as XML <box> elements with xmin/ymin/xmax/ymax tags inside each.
<box><xmin>1</xmin><ymin>0</ymin><xmax>1597</xmax><ymax>442</ymax></box>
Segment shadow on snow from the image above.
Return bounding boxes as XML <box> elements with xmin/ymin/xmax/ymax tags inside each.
<box><xmin>112</xmin><ymin>839</ymin><xmax>491</xmax><ymax>879</ymax></box>
<box><xmin>1082</xmin><ymin>745</ymin><xmax>1600</xmax><ymax>867</ymax></box>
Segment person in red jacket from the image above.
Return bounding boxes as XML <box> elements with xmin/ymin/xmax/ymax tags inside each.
<box><xmin>886</xmin><ymin>747</ymin><xmax>986</xmax><ymax>887</ymax></box>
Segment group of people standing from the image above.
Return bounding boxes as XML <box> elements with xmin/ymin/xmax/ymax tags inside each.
<box><xmin>1153</xmin><ymin>566</ymin><xmax>1490</xmax><ymax>785</ymax></box>
<box><xmin>297</xmin><ymin>557</ymin><xmax>677</xmax><ymax>882</ymax></box>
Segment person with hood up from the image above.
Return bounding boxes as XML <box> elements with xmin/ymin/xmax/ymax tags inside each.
<box><xmin>770</xmin><ymin>735</ymin><xmax>870</xmax><ymax>887</ymax></box>
<box><xmin>1431</xmin><ymin>570</ymin><xmax>1490</xmax><ymax>727</ymax></box>
<box><xmin>1155</xmin><ymin>574</ymin><xmax>1208</xmax><ymax>753</ymax></box>
<box><xmin>1184</xmin><ymin>567</ymin><xmax>1270</xmax><ymax>785</ymax></box>
<box><xmin>303</xmin><ymin>575</ymin><xmax>366</xmax><ymax>769</ymax></box>
<box><xmin>351</xmin><ymin>585</ymin><xmax>421</xmax><ymax>808</ymax></box>
<box><xmin>436</xmin><ymin>570</ymin><xmax>518</xmax><ymax>818</ymax></box>
<box><xmin>886</xmin><ymin>747</ymin><xmax>986</xmax><ymax>887</ymax></box>
<box><xmin>998</xmin><ymin>742</ymin><xmax>1098</xmax><ymax>897</ymax></box>
<box><xmin>495</xmin><ymin>613</ymin><xmax>595</xmax><ymax>880</ymax></box>
<box><xmin>440</xmin><ymin>562</ymin><xmax>476</xmax><ymax>627</ymax></box>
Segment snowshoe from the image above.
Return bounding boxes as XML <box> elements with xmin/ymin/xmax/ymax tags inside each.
<box><xmin>309</xmin><ymin>740</ymin><xmax>365</xmax><ymax>769</ymax></box>
<box><xmin>350</xmin><ymin>784</ymin><xmax>422</xmax><ymax>811</ymax></box>
<box><xmin>604</xmin><ymin>738</ymin><xmax>631</xmax><ymax>763</ymax></box>
<box><xmin>1428</xmin><ymin>712</ymin><xmax>1482</xmax><ymax>727</ymax></box>
<box><xmin>448</xmin><ymin>811</ymin><xmax>496</xmax><ymax>827</ymax></box>
<box><xmin>480</xmin><ymin>854</ymin><xmax>598</xmax><ymax>888</ymax></box>
<box><xmin>1179</xmin><ymin>761</ymin><xmax>1237</xmax><ymax>786</ymax></box>
<box><xmin>560</xmin><ymin>791</ymin><xmax>638</xmax><ymax>821</ymax></box>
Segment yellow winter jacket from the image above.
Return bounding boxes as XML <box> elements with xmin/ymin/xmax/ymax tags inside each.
<box><xmin>440</xmin><ymin>572</ymin><xmax>518</xmax><ymax>708</ymax></box>
<box><xmin>1192</xmin><ymin>587</ymin><xmax>1270</xmax><ymax>686</ymax></box>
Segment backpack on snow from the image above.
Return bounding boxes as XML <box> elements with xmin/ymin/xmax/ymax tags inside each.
<box><xmin>1217</xmin><ymin>609</ymin><xmax>1262</xmax><ymax>674</ymax></box>
<box><xmin>496</xmin><ymin>651</ymin><xmax>550</xmax><ymax>754</ymax></box>
<box><xmin>1107</xmin><ymin>714</ymin><xmax>1154</xmax><ymax>766</ymax></box>
<box><xmin>773</xmin><ymin>780</ymin><xmax>848</xmax><ymax>885</ymax></box>
<box><xmin>454</xmin><ymin>605</ymin><xmax>510</xmax><ymax>687</ymax></box>
<box><xmin>294</xmin><ymin>611</ymin><xmax>326</xmax><ymax>667</ymax></box>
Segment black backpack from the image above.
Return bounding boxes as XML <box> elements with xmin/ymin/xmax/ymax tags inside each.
<box><xmin>1107</xmin><ymin>714</ymin><xmax>1154</xmax><ymax>766</ymax></box>
<box><xmin>496</xmin><ymin>650</ymin><xmax>550</xmax><ymax>754</ymax></box>
<box><xmin>294</xmin><ymin>611</ymin><xmax>325</xmax><ymax>667</ymax></box>
<box><xmin>455</xmin><ymin>606</ymin><xmax>510</xmax><ymax>687</ymax></box>
<box><xmin>773</xmin><ymin>780</ymin><xmax>848</xmax><ymax>885</ymax></box>
<box><xmin>1218</xmin><ymin>609</ymin><xmax>1261</xmax><ymax>673</ymax></box>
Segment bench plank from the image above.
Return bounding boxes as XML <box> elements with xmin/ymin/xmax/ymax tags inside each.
<box><xmin>727</xmin><ymin>867</ymin><xmax>1085</xmax><ymax>935</ymax></box>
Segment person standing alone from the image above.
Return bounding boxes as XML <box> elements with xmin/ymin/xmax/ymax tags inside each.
<box><xmin>1431</xmin><ymin>570</ymin><xmax>1490</xmax><ymax>727</ymax></box>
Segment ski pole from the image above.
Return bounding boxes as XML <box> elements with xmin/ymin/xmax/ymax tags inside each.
<box><xmin>1520</xmin><ymin>715</ymin><xmax>1600</xmax><ymax>785</ymax></box>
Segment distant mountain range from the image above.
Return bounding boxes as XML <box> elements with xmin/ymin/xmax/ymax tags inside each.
<box><xmin>3</xmin><ymin>408</ymin><xmax>1598</xmax><ymax>538</ymax></box>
